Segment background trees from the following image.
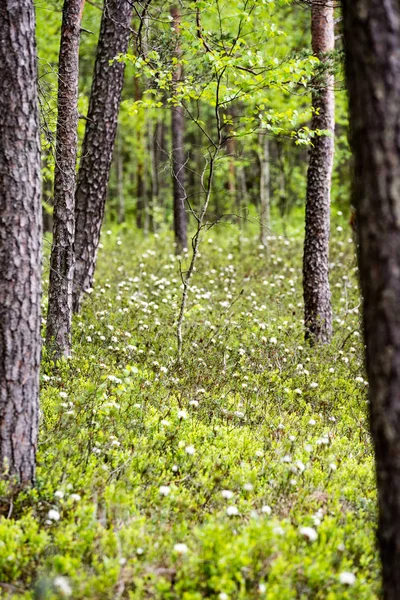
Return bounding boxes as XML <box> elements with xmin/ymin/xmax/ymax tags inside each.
<box><xmin>0</xmin><ymin>0</ymin><xmax>42</xmax><ymax>483</ymax></box>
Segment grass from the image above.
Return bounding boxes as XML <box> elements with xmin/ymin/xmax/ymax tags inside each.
<box><xmin>0</xmin><ymin>213</ymin><xmax>379</xmax><ymax>599</ymax></box>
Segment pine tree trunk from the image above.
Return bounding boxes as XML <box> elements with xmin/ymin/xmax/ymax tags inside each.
<box><xmin>258</xmin><ymin>132</ymin><xmax>270</xmax><ymax>247</ymax></box>
<box><xmin>46</xmin><ymin>0</ymin><xmax>84</xmax><ymax>357</ymax></box>
<box><xmin>342</xmin><ymin>2</ymin><xmax>400</xmax><ymax>597</ymax></box>
<box><xmin>0</xmin><ymin>0</ymin><xmax>42</xmax><ymax>484</ymax></box>
<box><xmin>302</xmin><ymin>0</ymin><xmax>334</xmax><ymax>344</ymax></box>
<box><xmin>171</xmin><ymin>6</ymin><xmax>187</xmax><ymax>252</ymax></box>
<box><xmin>73</xmin><ymin>0</ymin><xmax>133</xmax><ymax>312</ymax></box>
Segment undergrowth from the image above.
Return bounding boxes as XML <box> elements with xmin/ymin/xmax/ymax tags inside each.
<box><xmin>0</xmin><ymin>214</ymin><xmax>379</xmax><ymax>599</ymax></box>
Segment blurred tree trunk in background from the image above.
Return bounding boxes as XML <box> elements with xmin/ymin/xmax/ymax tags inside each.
<box><xmin>171</xmin><ymin>6</ymin><xmax>187</xmax><ymax>252</ymax></box>
<box><xmin>0</xmin><ymin>0</ymin><xmax>42</xmax><ymax>483</ymax></box>
<box><xmin>73</xmin><ymin>0</ymin><xmax>133</xmax><ymax>312</ymax></box>
<box><xmin>302</xmin><ymin>0</ymin><xmax>334</xmax><ymax>344</ymax></box>
<box><xmin>258</xmin><ymin>132</ymin><xmax>270</xmax><ymax>247</ymax></box>
<box><xmin>343</xmin><ymin>1</ymin><xmax>400</xmax><ymax>597</ymax></box>
<box><xmin>46</xmin><ymin>0</ymin><xmax>84</xmax><ymax>357</ymax></box>
<box><xmin>116</xmin><ymin>127</ymin><xmax>125</xmax><ymax>225</ymax></box>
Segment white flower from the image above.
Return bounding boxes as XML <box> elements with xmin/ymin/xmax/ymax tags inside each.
<box><xmin>243</xmin><ymin>483</ymin><xmax>253</xmax><ymax>491</ymax></box>
<box><xmin>226</xmin><ymin>505</ymin><xmax>239</xmax><ymax>516</ymax></box>
<box><xmin>189</xmin><ymin>400</ymin><xmax>199</xmax><ymax>407</ymax></box>
<box><xmin>59</xmin><ymin>392</ymin><xmax>68</xmax><ymax>399</ymax></box>
<box><xmin>219</xmin><ymin>594</ymin><xmax>229</xmax><ymax>600</ymax></box>
<box><xmin>261</xmin><ymin>505</ymin><xmax>271</xmax><ymax>515</ymax></box>
<box><xmin>54</xmin><ymin>576</ymin><xmax>72</xmax><ymax>597</ymax></box>
<box><xmin>185</xmin><ymin>445</ymin><xmax>196</xmax><ymax>455</ymax></box>
<box><xmin>294</xmin><ymin>388</ymin><xmax>302</xmax><ymax>395</ymax></box>
<box><xmin>70</xmin><ymin>493</ymin><xmax>81</xmax><ymax>502</ymax></box>
<box><xmin>48</xmin><ymin>509</ymin><xmax>60</xmax><ymax>521</ymax></box>
<box><xmin>221</xmin><ymin>490</ymin><xmax>234</xmax><ymax>499</ymax></box>
<box><xmin>178</xmin><ymin>410</ymin><xmax>188</xmax><ymax>420</ymax></box>
<box><xmin>299</xmin><ymin>526</ymin><xmax>318</xmax><ymax>541</ymax></box>
<box><xmin>159</xmin><ymin>486</ymin><xmax>171</xmax><ymax>496</ymax></box>
<box><xmin>310</xmin><ymin>382</ymin><xmax>318</xmax><ymax>389</ymax></box>
<box><xmin>136</xmin><ymin>547</ymin><xmax>144</xmax><ymax>555</ymax></box>
<box><xmin>259</xmin><ymin>583</ymin><xmax>267</xmax><ymax>593</ymax></box>
<box><xmin>329</xmin><ymin>463</ymin><xmax>337</xmax><ymax>471</ymax></box>
<box><xmin>339</xmin><ymin>572</ymin><xmax>356</xmax><ymax>585</ymax></box>
<box><xmin>308</xmin><ymin>419</ymin><xmax>316</xmax><ymax>425</ymax></box>
<box><xmin>269</xmin><ymin>337</ymin><xmax>277</xmax><ymax>345</ymax></box>
<box><xmin>54</xmin><ymin>490</ymin><xmax>64</xmax><ymax>499</ymax></box>
<box><xmin>174</xmin><ymin>543</ymin><xmax>189</xmax><ymax>554</ymax></box>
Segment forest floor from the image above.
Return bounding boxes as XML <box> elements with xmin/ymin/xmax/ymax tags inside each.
<box><xmin>0</xmin><ymin>215</ymin><xmax>378</xmax><ymax>599</ymax></box>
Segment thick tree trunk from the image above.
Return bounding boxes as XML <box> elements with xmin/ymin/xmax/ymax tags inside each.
<box><xmin>171</xmin><ymin>6</ymin><xmax>187</xmax><ymax>252</ymax></box>
<box><xmin>302</xmin><ymin>0</ymin><xmax>334</xmax><ymax>344</ymax></box>
<box><xmin>342</xmin><ymin>2</ymin><xmax>400</xmax><ymax>597</ymax></box>
<box><xmin>258</xmin><ymin>132</ymin><xmax>270</xmax><ymax>247</ymax></box>
<box><xmin>73</xmin><ymin>0</ymin><xmax>133</xmax><ymax>312</ymax></box>
<box><xmin>0</xmin><ymin>0</ymin><xmax>42</xmax><ymax>484</ymax></box>
<box><xmin>46</xmin><ymin>0</ymin><xmax>84</xmax><ymax>358</ymax></box>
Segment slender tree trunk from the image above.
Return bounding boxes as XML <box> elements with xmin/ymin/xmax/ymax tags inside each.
<box><xmin>116</xmin><ymin>128</ymin><xmax>125</xmax><ymax>225</ymax></box>
<box><xmin>226</xmin><ymin>133</ymin><xmax>236</xmax><ymax>200</ymax></box>
<box><xmin>46</xmin><ymin>0</ymin><xmax>84</xmax><ymax>358</ymax></box>
<box><xmin>0</xmin><ymin>0</ymin><xmax>42</xmax><ymax>484</ymax></box>
<box><xmin>171</xmin><ymin>6</ymin><xmax>187</xmax><ymax>252</ymax></box>
<box><xmin>302</xmin><ymin>0</ymin><xmax>334</xmax><ymax>344</ymax></box>
<box><xmin>258</xmin><ymin>132</ymin><xmax>270</xmax><ymax>247</ymax></box>
<box><xmin>73</xmin><ymin>0</ymin><xmax>133</xmax><ymax>312</ymax></box>
<box><xmin>343</xmin><ymin>2</ymin><xmax>400</xmax><ymax>597</ymax></box>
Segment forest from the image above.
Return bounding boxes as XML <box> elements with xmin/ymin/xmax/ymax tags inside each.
<box><xmin>0</xmin><ymin>0</ymin><xmax>399</xmax><ymax>598</ymax></box>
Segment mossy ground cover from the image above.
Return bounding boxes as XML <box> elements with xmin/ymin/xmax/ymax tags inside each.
<box><xmin>0</xmin><ymin>215</ymin><xmax>379</xmax><ymax>599</ymax></box>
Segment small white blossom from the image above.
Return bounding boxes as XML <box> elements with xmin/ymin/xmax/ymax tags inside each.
<box><xmin>339</xmin><ymin>572</ymin><xmax>356</xmax><ymax>586</ymax></box>
<box><xmin>174</xmin><ymin>543</ymin><xmax>189</xmax><ymax>554</ymax></box>
<box><xmin>226</xmin><ymin>505</ymin><xmax>239</xmax><ymax>516</ymax></box>
<box><xmin>299</xmin><ymin>526</ymin><xmax>318</xmax><ymax>542</ymax></box>
<box><xmin>54</xmin><ymin>576</ymin><xmax>72</xmax><ymax>597</ymax></box>
<box><xmin>48</xmin><ymin>509</ymin><xmax>60</xmax><ymax>521</ymax></box>
<box><xmin>159</xmin><ymin>486</ymin><xmax>171</xmax><ymax>496</ymax></box>
<box><xmin>221</xmin><ymin>490</ymin><xmax>234</xmax><ymax>499</ymax></box>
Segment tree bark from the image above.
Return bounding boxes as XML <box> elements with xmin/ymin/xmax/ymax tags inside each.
<box><xmin>302</xmin><ymin>0</ymin><xmax>334</xmax><ymax>344</ymax></box>
<box><xmin>171</xmin><ymin>6</ymin><xmax>187</xmax><ymax>252</ymax></box>
<box><xmin>258</xmin><ymin>132</ymin><xmax>270</xmax><ymax>247</ymax></box>
<box><xmin>0</xmin><ymin>0</ymin><xmax>42</xmax><ymax>484</ymax></box>
<box><xmin>342</xmin><ymin>2</ymin><xmax>400</xmax><ymax>597</ymax></box>
<box><xmin>46</xmin><ymin>0</ymin><xmax>84</xmax><ymax>358</ymax></box>
<box><xmin>73</xmin><ymin>0</ymin><xmax>133</xmax><ymax>312</ymax></box>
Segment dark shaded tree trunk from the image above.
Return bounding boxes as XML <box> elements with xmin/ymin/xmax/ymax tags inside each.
<box><xmin>171</xmin><ymin>6</ymin><xmax>187</xmax><ymax>252</ymax></box>
<box><xmin>302</xmin><ymin>0</ymin><xmax>334</xmax><ymax>344</ymax></box>
<box><xmin>73</xmin><ymin>0</ymin><xmax>133</xmax><ymax>312</ymax></box>
<box><xmin>342</xmin><ymin>2</ymin><xmax>400</xmax><ymax>597</ymax></box>
<box><xmin>46</xmin><ymin>0</ymin><xmax>84</xmax><ymax>358</ymax></box>
<box><xmin>0</xmin><ymin>0</ymin><xmax>42</xmax><ymax>484</ymax></box>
